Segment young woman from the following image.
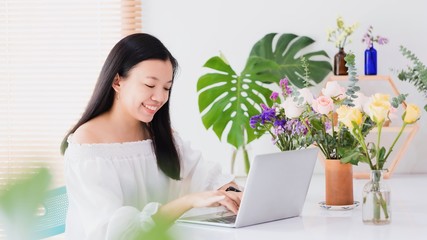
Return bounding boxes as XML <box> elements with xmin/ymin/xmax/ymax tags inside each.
<box><xmin>61</xmin><ymin>33</ymin><xmax>242</xmax><ymax>239</ymax></box>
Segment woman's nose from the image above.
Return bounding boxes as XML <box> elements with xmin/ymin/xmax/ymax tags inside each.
<box><xmin>151</xmin><ymin>88</ymin><xmax>168</xmax><ymax>102</ymax></box>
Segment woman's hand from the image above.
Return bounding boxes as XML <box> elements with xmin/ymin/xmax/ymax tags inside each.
<box><xmin>154</xmin><ymin>187</ymin><xmax>243</xmax><ymax>226</ymax></box>
<box><xmin>187</xmin><ymin>190</ymin><xmax>242</xmax><ymax>214</ymax></box>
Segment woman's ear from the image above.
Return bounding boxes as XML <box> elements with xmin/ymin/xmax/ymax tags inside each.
<box><xmin>112</xmin><ymin>74</ymin><xmax>121</xmax><ymax>93</ymax></box>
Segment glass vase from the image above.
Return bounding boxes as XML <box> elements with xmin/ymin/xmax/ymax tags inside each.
<box><xmin>364</xmin><ymin>45</ymin><xmax>377</xmax><ymax>75</ymax></box>
<box><xmin>334</xmin><ymin>47</ymin><xmax>348</xmax><ymax>75</ymax></box>
<box><xmin>362</xmin><ymin>170</ymin><xmax>391</xmax><ymax>225</ymax></box>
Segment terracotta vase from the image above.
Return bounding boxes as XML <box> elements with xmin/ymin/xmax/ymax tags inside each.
<box><xmin>325</xmin><ymin>159</ymin><xmax>354</xmax><ymax>205</ymax></box>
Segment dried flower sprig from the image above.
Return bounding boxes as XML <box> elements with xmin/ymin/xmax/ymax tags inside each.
<box><xmin>327</xmin><ymin>16</ymin><xmax>359</xmax><ymax>49</ymax></box>
<box><xmin>362</xmin><ymin>25</ymin><xmax>389</xmax><ymax>49</ymax></box>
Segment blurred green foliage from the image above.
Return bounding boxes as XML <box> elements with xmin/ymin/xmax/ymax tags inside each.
<box><xmin>0</xmin><ymin>168</ymin><xmax>51</xmax><ymax>240</ymax></box>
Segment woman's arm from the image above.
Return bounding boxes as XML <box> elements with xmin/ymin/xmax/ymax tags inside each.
<box><xmin>153</xmin><ymin>189</ymin><xmax>241</xmax><ymax>225</ymax></box>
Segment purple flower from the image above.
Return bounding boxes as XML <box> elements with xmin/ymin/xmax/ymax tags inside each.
<box><xmin>270</xmin><ymin>91</ymin><xmax>279</xmax><ymax>101</ymax></box>
<box><xmin>362</xmin><ymin>25</ymin><xmax>388</xmax><ymax>49</ymax></box>
<box><xmin>377</xmin><ymin>36</ymin><xmax>389</xmax><ymax>45</ymax></box>
<box><xmin>258</xmin><ymin>103</ymin><xmax>276</xmax><ymax>123</ymax></box>
<box><xmin>279</xmin><ymin>77</ymin><xmax>292</xmax><ymax>96</ymax></box>
<box><xmin>279</xmin><ymin>78</ymin><xmax>289</xmax><ymax>87</ymax></box>
<box><xmin>249</xmin><ymin>115</ymin><xmax>261</xmax><ymax>128</ymax></box>
<box><xmin>324</xmin><ymin>120</ymin><xmax>332</xmax><ymax>131</ymax></box>
<box><xmin>274</xmin><ymin>119</ymin><xmax>286</xmax><ymax>127</ymax></box>
<box><xmin>274</xmin><ymin>126</ymin><xmax>285</xmax><ymax>136</ymax></box>
<box><xmin>362</xmin><ymin>35</ymin><xmax>372</xmax><ymax>48</ymax></box>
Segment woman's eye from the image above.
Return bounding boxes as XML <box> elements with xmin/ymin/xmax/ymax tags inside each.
<box><xmin>145</xmin><ymin>84</ymin><xmax>155</xmax><ymax>88</ymax></box>
<box><xmin>164</xmin><ymin>87</ymin><xmax>171</xmax><ymax>91</ymax></box>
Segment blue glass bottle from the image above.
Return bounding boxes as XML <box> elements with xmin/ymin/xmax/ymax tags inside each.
<box><xmin>364</xmin><ymin>44</ymin><xmax>377</xmax><ymax>75</ymax></box>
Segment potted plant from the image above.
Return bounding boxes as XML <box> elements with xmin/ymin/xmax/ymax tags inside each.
<box><xmin>302</xmin><ymin>53</ymin><xmax>374</xmax><ymax>206</ymax></box>
<box><xmin>197</xmin><ymin>33</ymin><xmax>332</xmax><ymax>174</ymax></box>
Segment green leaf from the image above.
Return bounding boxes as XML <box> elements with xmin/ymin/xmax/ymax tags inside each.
<box><xmin>378</xmin><ymin>147</ymin><xmax>387</xmax><ymax>168</ymax></box>
<box><xmin>249</xmin><ymin>33</ymin><xmax>332</xmax><ymax>88</ymax></box>
<box><xmin>309</xmin><ymin>118</ymin><xmax>324</xmax><ymax>131</ymax></box>
<box><xmin>0</xmin><ymin>168</ymin><xmax>51</xmax><ymax>239</ymax></box>
<box><xmin>197</xmin><ymin>56</ymin><xmax>274</xmax><ymax>148</ymax></box>
<box><xmin>203</xmin><ymin>56</ymin><xmax>237</xmax><ymax>74</ymax></box>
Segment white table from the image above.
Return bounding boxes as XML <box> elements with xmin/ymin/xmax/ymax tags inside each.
<box><xmin>171</xmin><ymin>174</ymin><xmax>427</xmax><ymax>240</ymax></box>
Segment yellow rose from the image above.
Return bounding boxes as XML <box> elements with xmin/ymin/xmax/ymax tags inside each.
<box><xmin>368</xmin><ymin>94</ymin><xmax>391</xmax><ymax>123</ymax></box>
<box><xmin>337</xmin><ymin>105</ymin><xmax>362</xmax><ymax>129</ymax></box>
<box><xmin>372</xmin><ymin>93</ymin><xmax>390</xmax><ymax>102</ymax></box>
<box><xmin>403</xmin><ymin>104</ymin><xmax>421</xmax><ymax>124</ymax></box>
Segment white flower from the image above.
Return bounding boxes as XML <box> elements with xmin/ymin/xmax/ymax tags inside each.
<box><xmin>298</xmin><ymin>88</ymin><xmax>314</xmax><ymax>105</ymax></box>
<box><xmin>321</xmin><ymin>81</ymin><xmax>346</xmax><ymax>99</ymax></box>
<box><xmin>283</xmin><ymin>97</ymin><xmax>304</xmax><ymax>119</ymax></box>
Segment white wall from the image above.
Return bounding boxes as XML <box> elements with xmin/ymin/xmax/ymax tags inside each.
<box><xmin>142</xmin><ymin>0</ymin><xmax>427</xmax><ymax>175</ymax></box>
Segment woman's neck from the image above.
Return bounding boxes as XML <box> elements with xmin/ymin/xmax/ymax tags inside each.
<box><xmin>104</xmin><ymin>102</ymin><xmax>150</xmax><ymax>142</ymax></box>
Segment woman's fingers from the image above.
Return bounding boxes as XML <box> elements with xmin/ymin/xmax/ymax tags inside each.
<box><xmin>222</xmin><ymin>190</ymin><xmax>242</xmax><ymax>206</ymax></box>
<box><xmin>189</xmin><ymin>191</ymin><xmax>243</xmax><ymax>214</ymax></box>
<box><xmin>203</xmin><ymin>195</ymin><xmax>226</xmax><ymax>206</ymax></box>
<box><xmin>218</xmin><ymin>195</ymin><xmax>239</xmax><ymax>214</ymax></box>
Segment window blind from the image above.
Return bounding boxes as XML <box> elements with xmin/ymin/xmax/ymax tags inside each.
<box><xmin>0</xmin><ymin>0</ymin><xmax>142</xmax><ymax>190</ymax></box>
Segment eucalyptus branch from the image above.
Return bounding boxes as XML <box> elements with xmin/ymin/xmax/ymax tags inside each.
<box><xmin>398</xmin><ymin>45</ymin><xmax>427</xmax><ymax>111</ymax></box>
<box><xmin>300</xmin><ymin>56</ymin><xmax>311</xmax><ymax>88</ymax></box>
<box><xmin>391</xmin><ymin>94</ymin><xmax>408</xmax><ymax>108</ymax></box>
<box><xmin>343</xmin><ymin>52</ymin><xmax>360</xmax><ymax>107</ymax></box>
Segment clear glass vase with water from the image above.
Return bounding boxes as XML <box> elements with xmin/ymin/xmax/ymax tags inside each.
<box><xmin>362</xmin><ymin>170</ymin><xmax>391</xmax><ymax>225</ymax></box>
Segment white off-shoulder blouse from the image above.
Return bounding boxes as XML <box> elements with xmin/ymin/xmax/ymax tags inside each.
<box><xmin>64</xmin><ymin>133</ymin><xmax>234</xmax><ymax>240</ymax></box>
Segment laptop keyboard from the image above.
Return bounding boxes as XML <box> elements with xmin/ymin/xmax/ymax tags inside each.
<box><xmin>204</xmin><ymin>215</ymin><xmax>237</xmax><ymax>224</ymax></box>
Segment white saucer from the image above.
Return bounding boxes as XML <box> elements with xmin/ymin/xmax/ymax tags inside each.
<box><xmin>319</xmin><ymin>201</ymin><xmax>360</xmax><ymax>210</ymax></box>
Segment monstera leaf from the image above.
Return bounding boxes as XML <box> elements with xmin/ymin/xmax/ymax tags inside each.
<box><xmin>249</xmin><ymin>33</ymin><xmax>332</xmax><ymax>88</ymax></box>
<box><xmin>197</xmin><ymin>56</ymin><xmax>275</xmax><ymax>149</ymax></box>
<box><xmin>197</xmin><ymin>33</ymin><xmax>332</xmax><ymax>150</ymax></box>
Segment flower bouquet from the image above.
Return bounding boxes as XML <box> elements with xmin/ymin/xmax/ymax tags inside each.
<box><xmin>303</xmin><ymin>53</ymin><xmax>375</xmax><ymax>206</ymax></box>
<box><xmin>249</xmin><ymin>78</ymin><xmax>313</xmax><ymax>151</ymax></box>
<box><xmin>337</xmin><ymin>92</ymin><xmax>421</xmax><ymax>224</ymax></box>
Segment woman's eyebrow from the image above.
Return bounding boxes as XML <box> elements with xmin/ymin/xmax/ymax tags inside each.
<box><xmin>145</xmin><ymin>76</ymin><xmax>173</xmax><ymax>83</ymax></box>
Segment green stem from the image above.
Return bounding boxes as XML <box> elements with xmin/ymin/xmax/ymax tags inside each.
<box><xmin>230</xmin><ymin>149</ymin><xmax>237</xmax><ymax>174</ymax></box>
<box><xmin>323</xmin><ymin>115</ymin><xmax>330</xmax><ymax>158</ymax></box>
<box><xmin>383</xmin><ymin>123</ymin><xmax>407</xmax><ymax>163</ymax></box>
<box><xmin>355</xmin><ymin>127</ymin><xmax>375</xmax><ymax>169</ymax></box>
<box><xmin>242</xmin><ymin>145</ymin><xmax>250</xmax><ymax>174</ymax></box>
<box><xmin>375</xmin><ymin>122</ymin><xmax>383</xmax><ymax>170</ymax></box>
<box><xmin>378</xmin><ymin>192</ymin><xmax>390</xmax><ymax>219</ymax></box>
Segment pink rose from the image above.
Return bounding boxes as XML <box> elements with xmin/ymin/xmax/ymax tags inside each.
<box><xmin>312</xmin><ymin>96</ymin><xmax>334</xmax><ymax>115</ymax></box>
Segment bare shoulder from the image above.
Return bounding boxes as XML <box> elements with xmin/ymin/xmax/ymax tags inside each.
<box><xmin>72</xmin><ymin>117</ymin><xmax>105</xmax><ymax>144</ymax></box>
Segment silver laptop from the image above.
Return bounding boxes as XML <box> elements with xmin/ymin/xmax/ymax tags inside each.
<box><xmin>177</xmin><ymin>147</ymin><xmax>318</xmax><ymax>228</ymax></box>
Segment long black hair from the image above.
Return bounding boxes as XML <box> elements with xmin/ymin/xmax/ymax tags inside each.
<box><xmin>61</xmin><ymin>33</ymin><xmax>181</xmax><ymax>180</ymax></box>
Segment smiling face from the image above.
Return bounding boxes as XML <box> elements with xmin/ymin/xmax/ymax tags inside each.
<box><xmin>113</xmin><ymin>59</ymin><xmax>174</xmax><ymax>123</ymax></box>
